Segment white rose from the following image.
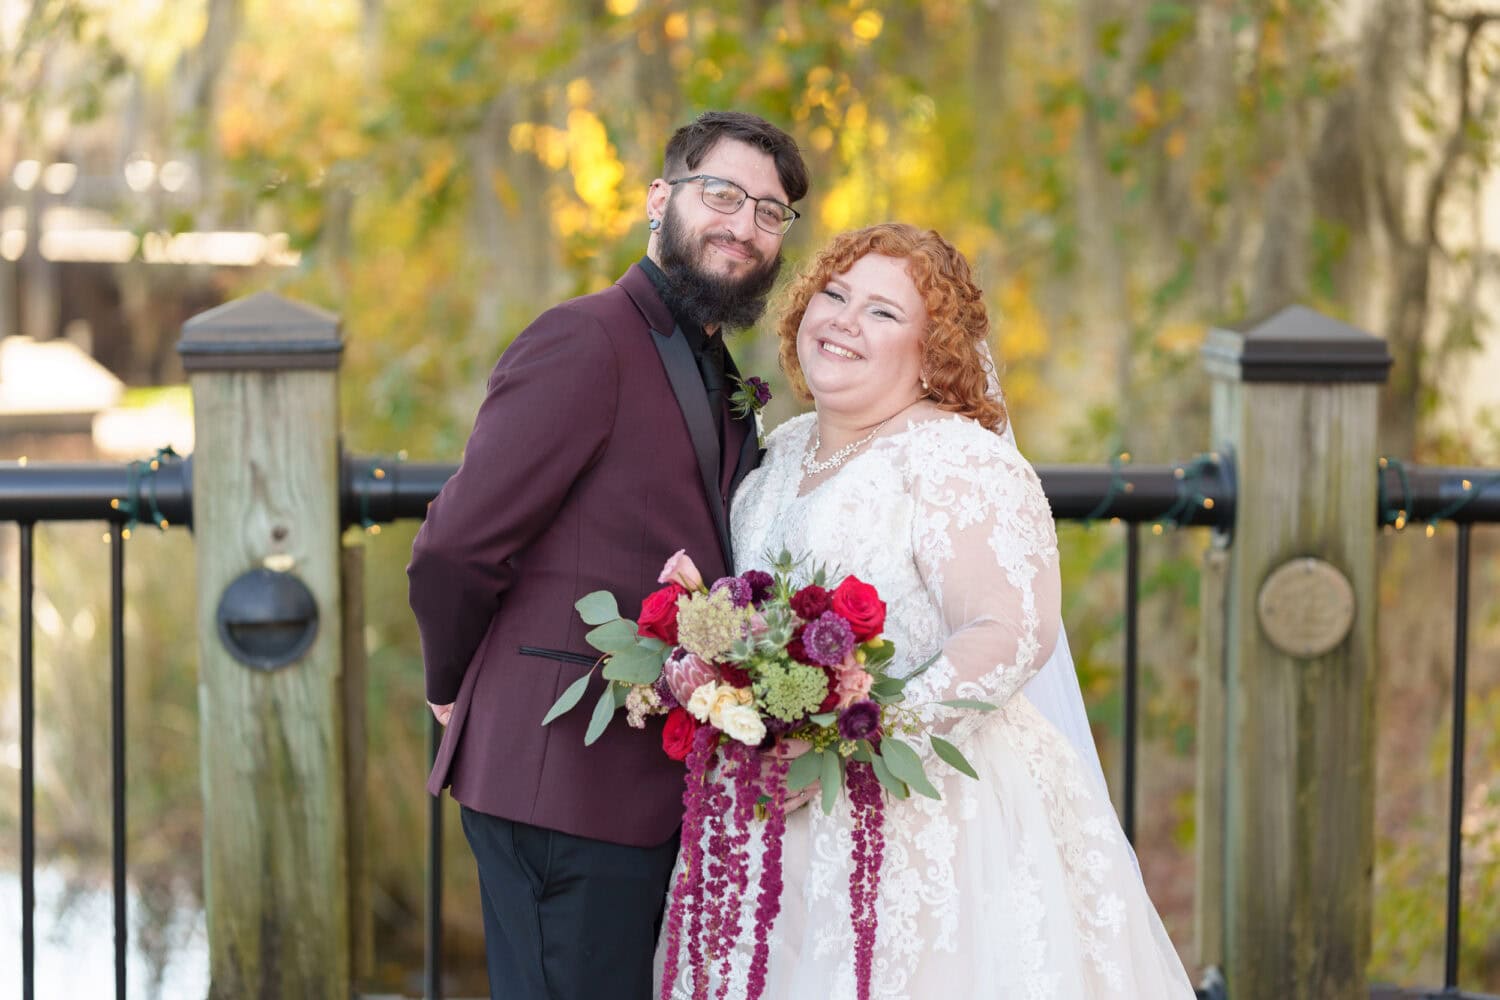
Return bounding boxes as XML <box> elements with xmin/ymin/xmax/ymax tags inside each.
<box><xmin>719</xmin><ymin>704</ymin><xmax>767</xmax><ymax>746</ymax></box>
<box><xmin>685</xmin><ymin>682</ymin><xmax>718</xmax><ymax>723</ymax></box>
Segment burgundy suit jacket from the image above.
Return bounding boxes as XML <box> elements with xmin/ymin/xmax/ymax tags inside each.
<box><xmin>408</xmin><ymin>263</ymin><xmax>759</xmax><ymax>847</ymax></box>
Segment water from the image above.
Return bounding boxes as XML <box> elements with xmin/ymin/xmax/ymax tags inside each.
<box><xmin>0</xmin><ymin>866</ymin><xmax>207</xmax><ymax>1000</ymax></box>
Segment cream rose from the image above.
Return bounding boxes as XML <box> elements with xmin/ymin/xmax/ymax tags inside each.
<box><xmin>719</xmin><ymin>704</ymin><xmax>767</xmax><ymax>746</ymax></box>
<box><xmin>686</xmin><ymin>681</ymin><xmax>719</xmax><ymax>723</ymax></box>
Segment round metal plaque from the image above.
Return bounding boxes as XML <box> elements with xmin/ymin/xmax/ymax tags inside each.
<box><xmin>1256</xmin><ymin>557</ymin><xmax>1356</xmax><ymax>659</ymax></box>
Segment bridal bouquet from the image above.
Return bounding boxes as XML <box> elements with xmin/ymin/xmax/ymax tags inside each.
<box><xmin>544</xmin><ymin>550</ymin><xmax>994</xmax><ymax>1000</ymax></box>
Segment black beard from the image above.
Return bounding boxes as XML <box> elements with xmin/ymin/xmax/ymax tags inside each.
<box><xmin>656</xmin><ymin>208</ymin><xmax>783</xmax><ymax>331</ymax></box>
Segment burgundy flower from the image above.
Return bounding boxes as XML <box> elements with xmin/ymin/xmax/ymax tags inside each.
<box><xmin>720</xmin><ymin>663</ymin><xmax>752</xmax><ymax>689</ymax></box>
<box><xmin>789</xmin><ymin>585</ymin><xmax>831</xmax><ymax>621</ymax></box>
<box><xmin>746</xmin><ymin>375</ymin><xmax>772</xmax><ymax>407</ymax></box>
<box><xmin>741</xmin><ymin>570</ymin><xmax>775</xmax><ymax>607</ymax></box>
<box><xmin>801</xmin><ymin>611</ymin><xmax>856</xmax><ymax>667</ymax></box>
<box><xmin>711</xmin><ymin>575</ymin><xmax>753</xmax><ymax>609</ymax></box>
<box><xmin>837</xmin><ymin>700</ymin><xmax>882</xmax><ymax>742</ymax></box>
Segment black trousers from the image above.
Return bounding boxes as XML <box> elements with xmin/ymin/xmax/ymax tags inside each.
<box><xmin>460</xmin><ymin>806</ymin><xmax>680</xmax><ymax>1000</ymax></box>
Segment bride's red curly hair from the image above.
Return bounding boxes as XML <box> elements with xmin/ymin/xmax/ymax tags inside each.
<box><xmin>775</xmin><ymin>223</ymin><xmax>1008</xmax><ymax>434</ymax></box>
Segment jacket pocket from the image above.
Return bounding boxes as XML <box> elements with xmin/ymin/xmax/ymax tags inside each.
<box><xmin>518</xmin><ymin>645</ymin><xmax>598</xmax><ymax>668</ymax></box>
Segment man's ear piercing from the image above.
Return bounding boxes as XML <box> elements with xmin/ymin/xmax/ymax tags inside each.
<box><xmin>649</xmin><ymin>218</ymin><xmax>661</xmax><ymax>232</ymax></box>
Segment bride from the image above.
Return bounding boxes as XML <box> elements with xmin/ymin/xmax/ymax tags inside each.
<box><xmin>656</xmin><ymin>223</ymin><xmax>1195</xmax><ymax>998</ymax></box>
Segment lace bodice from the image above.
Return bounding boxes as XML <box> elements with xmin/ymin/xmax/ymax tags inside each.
<box><xmin>732</xmin><ymin>412</ymin><xmax>1062</xmax><ymax>753</ymax></box>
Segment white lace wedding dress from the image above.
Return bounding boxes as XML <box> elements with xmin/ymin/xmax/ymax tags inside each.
<box><xmin>656</xmin><ymin>412</ymin><xmax>1196</xmax><ymax>999</ymax></box>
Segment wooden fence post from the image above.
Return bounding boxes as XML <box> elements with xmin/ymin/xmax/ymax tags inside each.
<box><xmin>1202</xmin><ymin>306</ymin><xmax>1391</xmax><ymax>999</ymax></box>
<box><xmin>179</xmin><ymin>293</ymin><xmax>353</xmax><ymax>998</ymax></box>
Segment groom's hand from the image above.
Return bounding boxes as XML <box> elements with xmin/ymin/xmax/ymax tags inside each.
<box><xmin>428</xmin><ymin>701</ymin><xmax>454</xmax><ymax>726</ymax></box>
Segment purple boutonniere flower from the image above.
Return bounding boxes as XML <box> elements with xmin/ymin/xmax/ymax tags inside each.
<box><xmin>729</xmin><ymin>374</ymin><xmax>773</xmax><ymax>420</ymax></box>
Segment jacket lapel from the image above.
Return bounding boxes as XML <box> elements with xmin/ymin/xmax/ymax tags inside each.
<box><xmin>722</xmin><ymin>351</ymin><xmax>761</xmax><ymax>502</ymax></box>
<box><xmin>649</xmin><ymin>324</ymin><xmax>733</xmax><ymax>564</ymax></box>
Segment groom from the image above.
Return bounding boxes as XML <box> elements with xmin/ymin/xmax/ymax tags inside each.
<box><xmin>408</xmin><ymin>111</ymin><xmax>808</xmax><ymax>999</ymax></box>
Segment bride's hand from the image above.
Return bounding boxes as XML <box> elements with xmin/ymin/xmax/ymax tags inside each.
<box><xmin>766</xmin><ymin>738</ymin><xmax>817</xmax><ymax>813</ymax></box>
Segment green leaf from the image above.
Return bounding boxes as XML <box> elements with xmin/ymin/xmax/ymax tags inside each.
<box><xmin>906</xmin><ymin>650</ymin><xmax>941</xmax><ymax>679</ymax></box>
<box><xmin>880</xmin><ymin>737</ymin><xmax>941</xmax><ymax>800</ymax></box>
<box><xmin>807</xmin><ymin>712</ymin><xmax>837</xmax><ymax>727</ymax></box>
<box><xmin>930</xmin><ymin>736</ymin><xmax>979</xmax><ymax>780</ymax></box>
<box><xmin>586</xmin><ymin>619</ymin><xmax>638</xmax><ymax>653</ymax></box>
<box><xmin>869</xmin><ymin>750</ymin><xmax>908</xmax><ymax>799</ymax></box>
<box><xmin>584</xmin><ymin>684</ymin><xmax>618</xmax><ymax>746</ymax></box>
<box><xmin>850</xmin><ymin>741</ymin><xmax>872</xmax><ymax>764</ymax></box>
<box><xmin>575</xmin><ymin>591</ymin><xmax>620</xmax><ymax>625</ymax></box>
<box><xmin>820</xmin><ymin>748</ymin><xmax>843</xmax><ymax>814</ymax></box>
<box><xmin>938</xmin><ymin>698</ymin><xmax>998</xmax><ymax>712</ymax></box>
<box><xmin>541</xmin><ymin>672</ymin><xmax>591</xmax><ymax>726</ymax></box>
<box><xmin>862</xmin><ymin>642</ymin><xmax>895</xmax><ymax>667</ymax></box>
<box><xmin>870</xmin><ymin>677</ymin><xmax>906</xmax><ymax>700</ymax></box>
<box><xmin>786</xmin><ymin>749</ymin><xmax>823</xmax><ymax>792</ymax></box>
<box><xmin>601</xmin><ymin>644</ymin><xmax>666</xmax><ymax>684</ymax></box>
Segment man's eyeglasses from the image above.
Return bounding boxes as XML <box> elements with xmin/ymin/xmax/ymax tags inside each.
<box><xmin>667</xmin><ymin>174</ymin><xmax>800</xmax><ymax>236</ymax></box>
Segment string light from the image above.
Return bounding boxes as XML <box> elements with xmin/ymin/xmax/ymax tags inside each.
<box><xmin>357</xmin><ymin>454</ymin><xmax>404</xmax><ymax>533</ymax></box>
<box><xmin>116</xmin><ymin>445</ymin><xmax>182</xmax><ymax>533</ymax></box>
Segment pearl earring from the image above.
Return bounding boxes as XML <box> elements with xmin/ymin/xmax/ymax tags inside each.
<box><xmin>649</xmin><ymin>218</ymin><xmax>661</xmax><ymax>232</ymax></box>
<box><xmin>921</xmin><ymin>374</ymin><xmax>931</xmax><ymax>393</ymax></box>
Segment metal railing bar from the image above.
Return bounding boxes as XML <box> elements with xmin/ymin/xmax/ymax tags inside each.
<box><xmin>1124</xmin><ymin>522</ymin><xmax>1140</xmax><ymax>845</ymax></box>
<box><xmin>110</xmin><ymin>522</ymin><xmax>127</xmax><ymax>1000</ymax></box>
<box><xmin>426</xmin><ymin>715</ymin><xmax>444</xmax><ymax>1000</ymax></box>
<box><xmin>19</xmin><ymin>522</ymin><xmax>35</xmax><ymax>1000</ymax></box>
<box><xmin>0</xmin><ymin>461</ymin><xmax>192</xmax><ymax>525</ymax></box>
<box><xmin>1443</xmin><ymin>522</ymin><xmax>1473</xmax><ymax>989</ymax></box>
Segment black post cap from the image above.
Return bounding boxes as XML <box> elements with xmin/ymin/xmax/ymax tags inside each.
<box><xmin>1201</xmin><ymin>305</ymin><xmax>1393</xmax><ymax>384</ymax></box>
<box><xmin>178</xmin><ymin>292</ymin><xmax>343</xmax><ymax>372</ymax></box>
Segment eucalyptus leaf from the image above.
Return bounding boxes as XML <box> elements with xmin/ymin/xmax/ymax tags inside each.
<box><xmin>880</xmin><ymin>737</ymin><xmax>941</xmax><ymax>800</ymax></box>
<box><xmin>786</xmin><ymin>749</ymin><xmax>823</xmax><ymax>792</ymax></box>
<box><xmin>870</xmin><ymin>677</ymin><xmax>905</xmax><ymax>700</ymax></box>
<box><xmin>807</xmin><ymin>712</ymin><xmax>837</xmax><ymax>727</ymax></box>
<box><xmin>906</xmin><ymin>650</ymin><xmax>942</xmax><ymax>679</ymax></box>
<box><xmin>863</xmin><ymin>642</ymin><xmax>895</xmax><ymax>667</ymax></box>
<box><xmin>850</xmin><ymin>741</ymin><xmax>873</xmax><ymax>764</ymax></box>
<box><xmin>585</xmin><ymin>619</ymin><xmax>638</xmax><ymax>653</ymax></box>
<box><xmin>869</xmin><ymin>750</ymin><xmax>909</xmax><ymax>799</ymax></box>
<box><xmin>820</xmin><ymin>748</ymin><xmax>843</xmax><ymax>814</ymax></box>
<box><xmin>930</xmin><ymin>735</ymin><xmax>979</xmax><ymax>779</ymax></box>
<box><xmin>541</xmin><ymin>672</ymin><xmax>591</xmax><ymax>726</ymax></box>
<box><xmin>601</xmin><ymin>644</ymin><xmax>666</xmax><ymax>684</ymax></box>
<box><xmin>938</xmin><ymin>698</ymin><xmax>999</xmax><ymax>712</ymax></box>
<box><xmin>584</xmin><ymin>684</ymin><xmax>618</xmax><ymax>745</ymax></box>
<box><xmin>575</xmin><ymin>591</ymin><xmax>620</xmax><ymax>626</ymax></box>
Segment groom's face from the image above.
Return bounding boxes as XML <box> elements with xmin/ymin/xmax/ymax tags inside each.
<box><xmin>647</xmin><ymin>138</ymin><xmax>788</xmax><ymax>330</ymax></box>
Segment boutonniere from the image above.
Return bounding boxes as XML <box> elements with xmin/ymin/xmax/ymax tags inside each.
<box><xmin>728</xmin><ymin>374</ymin><xmax>772</xmax><ymax>420</ymax></box>
<box><xmin>729</xmin><ymin>375</ymin><xmax>772</xmax><ymax>446</ymax></box>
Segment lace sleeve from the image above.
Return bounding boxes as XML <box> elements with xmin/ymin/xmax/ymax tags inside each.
<box><xmin>907</xmin><ymin>421</ymin><xmax>1062</xmax><ymax>749</ymax></box>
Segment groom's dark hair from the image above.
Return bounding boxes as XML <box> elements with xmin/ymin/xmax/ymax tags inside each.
<box><xmin>663</xmin><ymin>111</ymin><xmax>809</xmax><ymax>205</ymax></box>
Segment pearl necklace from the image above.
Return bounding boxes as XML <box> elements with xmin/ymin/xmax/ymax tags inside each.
<box><xmin>802</xmin><ymin>418</ymin><xmax>891</xmax><ymax>476</ymax></box>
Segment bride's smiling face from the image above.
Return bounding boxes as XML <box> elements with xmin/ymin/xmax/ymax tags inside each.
<box><xmin>795</xmin><ymin>253</ymin><xmax>927</xmax><ymax>417</ymax></box>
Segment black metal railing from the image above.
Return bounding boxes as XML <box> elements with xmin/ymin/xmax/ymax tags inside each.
<box><xmin>4</xmin><ymin>450</ymin><xmax>1496</xmax><ymax>999</ymax></box>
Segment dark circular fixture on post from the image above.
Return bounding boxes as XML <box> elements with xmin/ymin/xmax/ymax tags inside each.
<box><xmin>215</xmin><ymin>567</ymin><xmax>319</xmax><ymax>670</ymax></box>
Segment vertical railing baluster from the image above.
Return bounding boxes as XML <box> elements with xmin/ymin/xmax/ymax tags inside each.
<box><xmin>426</xmin><ymin>715</ymin><xmax>444</xmax><ymax>1000</ymax></box>
<box><xmin>1123</xmin><ymin>522</ymin><xmax>1140</xmax><ymax>845</ymax></box>
<box><xmin>19</xmin><ymin>523</ymin><xmax>35</xmax><ymax>1000</ymax></box>
<box><xmin>110</xmin><ymin>521</ymin><xmax>127</xmax><ymax>999</ymax></box>
<box><xmin>1443</xmin><ymin>522</ymin><xmax>1472</xmax><ymax>990</ymax></box>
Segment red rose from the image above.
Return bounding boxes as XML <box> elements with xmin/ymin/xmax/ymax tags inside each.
<box><xmin>789</xmin><ymin>585</ymin><xmax>832</xmax><ymax>621</ymax></box>
<box><xmin>662</xmin><ymin>707</ymin><xmax>698</xmax><ymax>762</ymax></box>
<box><xmin>831</xmin><ymin>576</ymin><xmax>886</xmax><ymax>641</ymax></box>
<box><xmin>638</xmin><ymin>584</ymin><xmax>686</xmax><ymax>643</ymax></box>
